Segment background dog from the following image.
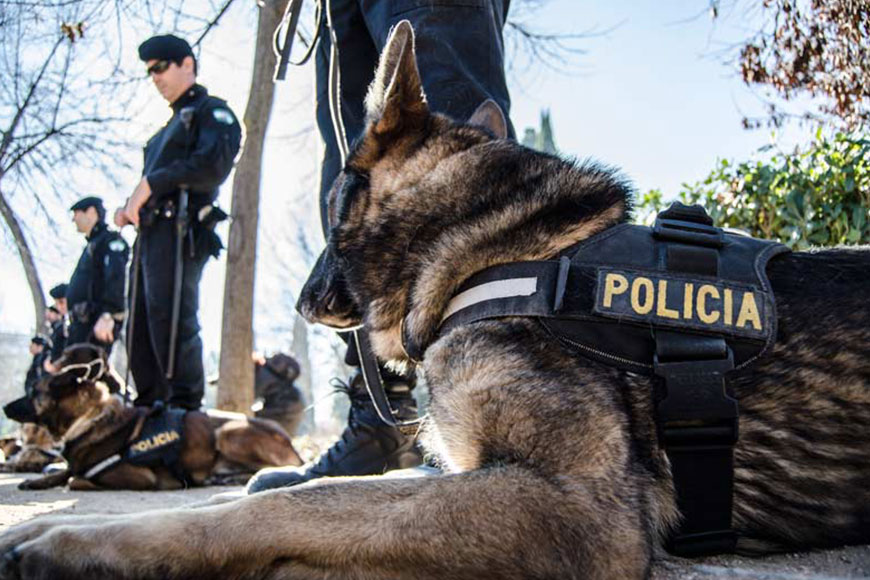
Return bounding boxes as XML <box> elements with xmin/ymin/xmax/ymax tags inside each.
<box><xmin>253</xmin><ymin>352</ymin><xmax>305</xmax><ymax>437</ymax></box>
<box><xmin>7</xmin><ymin>344</ymin><xmax>301</xmax><ymax>491</ymax></box>
<box><xmin>0</xmin><ymin>424</ymin><xmax>61</xmax><ymax>474</ymax></box>
<box><xmin>0</xmin><ymin>21</ymin><xmax>867</xmax><ymax>579</ymax></box>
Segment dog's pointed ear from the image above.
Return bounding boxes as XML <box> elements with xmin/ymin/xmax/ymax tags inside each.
<box><xmin>468</xmin><ymin>99</ymin><xmax>508</xmax><ymax>139</ymax></box>
<box><xmin>365</xmin><ymin>20</ymin><xmax>428</xmax><ymax>136</ymax></box>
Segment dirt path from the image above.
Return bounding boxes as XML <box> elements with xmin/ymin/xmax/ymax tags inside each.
<box><xmin>1</xmin><ymin>473</ymin><xmax>869</xmax><ymax>579</ymax></box>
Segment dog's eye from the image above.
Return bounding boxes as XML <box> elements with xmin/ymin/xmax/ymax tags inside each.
<box><xmin>334</xmin><ymin>169</ymin><xmax>369</xmax><ymax>224</ymax></box>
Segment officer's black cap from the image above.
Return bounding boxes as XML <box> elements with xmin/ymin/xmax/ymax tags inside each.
<box><xmin>49</xmin><ymin>283</ymin><xmax>68</xmax><ymax>299</ymax></box>
<box><xmin>138</xmin><ymin>34</ymin><xmax>193</xmax><ymax>63</ymax></box>
<box><xmin>31</xmin><ymin>334</ymin><xmax>52</xmax><ymax>348</ymax></box>
<box><xmin>69</xmin><ymin>196</ymin><xmax>104</xmax><ymax>213</ymax></box>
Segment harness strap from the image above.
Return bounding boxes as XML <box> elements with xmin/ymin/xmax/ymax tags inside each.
<box><xmin>653</xmin><ymin>206</ymin><xmax>738</xmax><ymax>556</ymax></box>
<box><xmin>79</xmin><ymin>411</ymin><xmax>148</xmax><ymax>482</ymax></box>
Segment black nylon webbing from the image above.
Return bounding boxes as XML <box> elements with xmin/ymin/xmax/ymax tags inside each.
<box><xmin>654</xmin><ymin>207</ymin><xmax>738</xmax><ymax>556</ymax></box>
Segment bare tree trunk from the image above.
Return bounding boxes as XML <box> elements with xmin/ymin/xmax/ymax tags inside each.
<box><xmin>290</xmin><ymin>313</ymin><xmax>313</xmax><ymax>434</ymax></box>
<box><xmin>217</xmin><ymin>0</ymin><xmax>287</xmax><ymax>413</ymax></box>
<box><xmin>0</xmin><ymin>186</ymin><xmax>45</xmax><ymax>331</ymax></box>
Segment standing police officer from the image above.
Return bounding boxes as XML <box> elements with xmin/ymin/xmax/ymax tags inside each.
<box><xmin>114</xmin><ymin>34</ymin><xmax>241</xmax><ymax>410</ymax></box>
<box><xmin>66</xmin><ymin>196</ymin><xmax>129</xmax><ymax>352</ymax></box>
<box><xmin>45</xmin><ymin>283</ymin><xmax>68</xmax><ymax>369</ymax></box>
<box><xmin>24</xmin><ymin>335</ymin><xmax>52</xmax><ymax>396</ymax></box>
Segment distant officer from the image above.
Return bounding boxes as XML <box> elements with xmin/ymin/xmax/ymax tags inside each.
<box><xmin>25</xmin><ymin>335</ymin><xmax>52</xmax><ymax>396</ymax></box>
<box><xmin>45</xmin><ymin>283</ymin><xmax>68</xmax><ymax>367</ymax></box>
<box><xmin>67</xmin><ymin>196</ymin><xmax>129</xmax><ymax>352</ymax></box>
<box><xmin>114</xmin><ymin>34</ymin><xmax>241</xmax><ymax>410</ymax></box>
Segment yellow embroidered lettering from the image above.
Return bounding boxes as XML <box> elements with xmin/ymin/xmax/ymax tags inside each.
<box><xmin>723</xmin><ymin>288</ymin><xmax>733</xmax><ymax>325</ymax></box>
<box><xmin>656</xmin><ymin>280</ymin><xmax>679</xmax><ymax>319</ymax></box>
<box><xmin>697</xmin><ymin>285</ymin><xmax>721</xmax><ymax>324</ymax></box>
<box><xmin>630</xmin><ymin>277</ymin><xmax>654</xmax><ymax>315</ymax></box>
<box><xmin>736</xmin><ymin>292</ymin><xmax>762</xmax><ymax>330</ymax></box>
<box><xmin>602</xmin><ymin>273</ymin><xmax>629</xmax><ymax>308</ymax></box>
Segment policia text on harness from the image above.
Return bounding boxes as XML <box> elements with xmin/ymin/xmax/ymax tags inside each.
<box><xmin>398</xmin><ymin>202</ymin><xmax>790</xmax><ymax>557</ymax></box>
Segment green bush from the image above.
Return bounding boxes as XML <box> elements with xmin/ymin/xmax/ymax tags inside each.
<box><xmin>635</xmin><ymin>131</ymin><xmax>870</xmax><ymax>249</ymax></box>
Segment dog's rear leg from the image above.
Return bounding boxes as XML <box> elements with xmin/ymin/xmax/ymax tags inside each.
<box><xmin>215</xmin><ymin>419</ymin><xmax>302</xmax><ymax>470</ymax></box>
<box><xmin>2</xmin><ymin>465</ymin><xmax>650</xmax><ymax>580</ymax></box>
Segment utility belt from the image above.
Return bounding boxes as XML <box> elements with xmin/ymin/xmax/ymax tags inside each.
<box><xmin>401</xmin><ymin>202</ymin><xmax>790</xmax><ymax>557</ymax></box>
<box><xmin>70</xmin><ymin>302</ymin><xmax>95</xmax><ymax>324</ymax></box>
<box><xmin>70</xmin><ymin>303</ymin><xmax>125</xmax><ymax>325</ymax></box>
<box><xmin>140</xmin><ymin>194</ymin><xmax>228</xmax><ymax>259</ymax></box>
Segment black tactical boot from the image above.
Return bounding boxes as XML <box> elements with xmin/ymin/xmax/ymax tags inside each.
<box><xmin>246</xmin><ymin>370</ymin><xmax>423</xmax><ymax>493</ymax></box>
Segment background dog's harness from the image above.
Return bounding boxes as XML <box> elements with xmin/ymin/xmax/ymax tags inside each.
<box><xmin>78</xmin><ymin>405</ymin><xmax>189</xmax><ymax>485</ymax></box>
<box><xmin>403</xmin><ymin>203</ymin><xmax>790</xmax><ymax>557</ymax></box>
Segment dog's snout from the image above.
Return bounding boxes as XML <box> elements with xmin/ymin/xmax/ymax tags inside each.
<box><xmin>296</xmin><ymin>249</ymin><xmax>362</xmax><ymax>329</ymax></box>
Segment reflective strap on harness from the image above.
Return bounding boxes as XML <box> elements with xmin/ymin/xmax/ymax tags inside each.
<box><xmin>83</xmin><ymin>453</ymin><xmax>122</xmax><ymax>480</ymax></box>
<box><xmin>652</xmin><ymin>204</ymin><xmax>738</xmax><ymax>556</ymax></box>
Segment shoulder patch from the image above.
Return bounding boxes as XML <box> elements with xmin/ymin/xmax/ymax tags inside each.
<box><xmin>212</xmin><ymin>108</ymin><xmax>235</xmax><ymax>125</ymax></box>
<box><xmin>109</xmin><ymin>239</ymin><xmax>126</xmax><ymax>252</ymax></box>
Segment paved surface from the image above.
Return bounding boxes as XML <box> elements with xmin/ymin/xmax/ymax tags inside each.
<box><xmin>0</xmin><ymin>473</ymin><xmax>868</xmax><ymax>578</ymax></box>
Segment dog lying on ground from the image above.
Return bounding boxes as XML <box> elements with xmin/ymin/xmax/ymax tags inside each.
<box><xmin>4</xmin><ymin>344</ymin><xmax>301</xmax><ymax>491</ymax></box>
<box><xmin>0</xmin><ymin>425</ymin><xmax>61</xmax><ymax>474</ymax></box>
<box><xmin>0</xmin><ymin>21</ymin><xmax>868</xmax><ymax>579</ymax></box>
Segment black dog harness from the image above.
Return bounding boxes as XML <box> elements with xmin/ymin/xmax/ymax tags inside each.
<box><xmin>80</xmin><ymin>405</ymin><xmax>189</xmax><ymax>485</ymax></box>
<box><xmin>402</xmin><ymin>202</ymin><xmax>789</xmax><ymax>557</ymax></box>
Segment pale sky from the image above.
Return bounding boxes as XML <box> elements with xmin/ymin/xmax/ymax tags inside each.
<box><xmin>1</xmin><ymin>0</ymin><xmax>816</xmax><ymax>356</ymax></box>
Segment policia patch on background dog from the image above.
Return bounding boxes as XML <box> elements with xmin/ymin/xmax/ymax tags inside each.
<box><xmin>126</xmin><ymin>408</ymin><xmax>184</xmax><ymax>467</ymax></box>
<box><xmin>594</xmin><ymin>268</ymin><xmax>767</xmax><ymax>338</ymax></box>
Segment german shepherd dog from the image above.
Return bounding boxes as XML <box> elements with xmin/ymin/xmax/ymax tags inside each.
<box><xmin>5</xmin><ymin>344</ymin><xmax>301</xmax><ymax>492</ymax></box>
<box><xmin>0</xmin><ymin>21</ymin><xmax>868</xmax><ymax>579</ymax></box>
<box><xmin>0</xmin><ymin>424</ymin><xmax>61</xmax><ymax>474</ymax></box>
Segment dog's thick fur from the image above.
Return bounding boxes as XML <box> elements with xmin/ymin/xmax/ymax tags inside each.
<box><xmin>0</xmin><ymin>21</ymin><xmax>868</xmax><ymax>579</ymax></box>
<box><xmin>14</xmin><ymin>344</ymin><xmax>301</xmax><ymax>492</ymax></box>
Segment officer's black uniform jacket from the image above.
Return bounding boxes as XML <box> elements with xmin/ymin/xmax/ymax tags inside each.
<box><xmin>143</xmin><ymin>84</ymin><xmax>241</xmax><ymax>209</ymax></box>
<box><xmin>48</xmin><ymin>318</ymin><xmax>67</xmax><ymax>362</ymax></box>
<box><xmin>67</xmin><ymin>221</ymin><xmax>129</xmax><ymax>323</ymax></box>
<box><xmin>24</xmin><ymin>351</ymin><xmax>48</xmax><ymax>395</ymax></box>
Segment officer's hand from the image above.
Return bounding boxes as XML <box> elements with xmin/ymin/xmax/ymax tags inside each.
<box><xmin>94</xmin><ymin>314</ymin><xmax>115</xmax><ymax>343</ymax></box>
<box><xmin>114</xmin><ymin>207</ymin><xmax>131</xmax><ymax>228</ymax></box>
<box><xmin>125</xmin><ymin>177</ymin><xmax>152</xmax><ymax>226</ymax></box>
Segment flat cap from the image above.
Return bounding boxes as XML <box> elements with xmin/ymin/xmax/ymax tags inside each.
<box><xmin>138</xmin><ymin>34</ymin><xmax>193</xmax><ymax>62</ymax></box>
<box><xmin>49</xmin><ymin>283</ymin><xmax>68</xmax><ymax>299</ymax></box>
<box><xmin>31</xmin><ymin>334</ymin><xmax>52</xmax><ymax>348</ymax></box>
<box><xmin>69</xmin><ymin>196</ymin><xmax>103</xmax><ymax>213</ymax></box>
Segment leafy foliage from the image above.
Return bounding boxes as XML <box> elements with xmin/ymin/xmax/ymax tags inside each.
<box><xmin>636</xmin><ymin>131</ymin><xmax>870</xmax><ymax>249</ymax></box>
<box><xmin>717</xmin><ymin>0</ymin><xmax>870</xmax><ymax>129</ymax></box>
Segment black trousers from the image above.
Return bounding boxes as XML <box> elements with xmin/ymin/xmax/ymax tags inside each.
<box><xmin>314</xmin><ymin>0</ymin><xmax>514</xmax><ymax>230</ymax></box>
<box><xmin>128</xmin><ymin>215</ymin><xmax>207</xmax><ymax>410</ymax></box>
<box><xmin>313</xmin><ymin>0</ymin><xmax>514</xmax><ymax>388</ymax></box>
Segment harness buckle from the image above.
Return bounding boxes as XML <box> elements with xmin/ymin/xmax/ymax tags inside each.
<box><xmin>654</xmin><ymin>348</ymin><xmax>739</xmax><ymax>556</ymax></box>
<box><xmin>654</xmin><ymin>350</ymin><xmax>737</xmax><ymax>434</ymax></box>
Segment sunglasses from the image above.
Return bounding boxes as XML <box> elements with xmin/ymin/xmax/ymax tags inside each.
<box><xmin>146</xmin><ymin>60</ymin><xmax>172</xmax><ymax>76</ymax></box>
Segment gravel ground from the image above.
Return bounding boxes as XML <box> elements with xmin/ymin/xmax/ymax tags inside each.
<box><xmin>0</xmin><ymin>473</ymin><xmax>868</xmax><ymax>578</ymax></box>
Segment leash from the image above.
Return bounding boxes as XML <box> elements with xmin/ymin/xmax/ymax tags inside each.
<box><xmin>273</xmin><ymin>0</ymin><xmax>320</xmax><ymax>81</ymax></box>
